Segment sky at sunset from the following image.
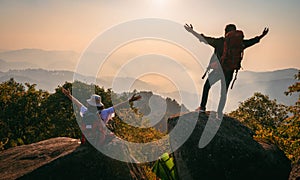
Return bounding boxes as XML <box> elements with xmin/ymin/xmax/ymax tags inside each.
<box><xmin>0</xmin><ymin>0</ymin><xmax>299</xmax><ymax>72</ymax></box>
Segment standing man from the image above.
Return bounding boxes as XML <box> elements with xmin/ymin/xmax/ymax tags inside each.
<box><xmin>184</xmin><ymin>23</ymin><xmax>269</xmax><ymax>118</ymax></box>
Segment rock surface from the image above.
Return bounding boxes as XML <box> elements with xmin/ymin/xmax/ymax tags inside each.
<box><xmin>168</xmin><ymin>112</ymin><xmax>291</xmax><ymax>180</ymax></box>
<box><xmin>0</xmin><ymin>137</ymin><xmax>135</xmax><ymax>180</ymax></box>
<box><xmin>0</xmin><ymin>112</ymin><xmax>295</xmax><ymax>180</ymax></box>
<box><xmin>0</xmin><ymin>137</ymin><xmax>80</xmax><ymax>180</ymax></box>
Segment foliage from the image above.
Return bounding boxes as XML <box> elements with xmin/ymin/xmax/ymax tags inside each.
<box><xmin>229</xmin><ymin>92</ymin><xmax>288</xmax><ymax>132</ymax></box>
<box><xmin>229</xmin><ymin>70</ymin><xmax>300</xmax><ymax>163</ymax></box>
<box><xmin>0</xmin><ymin>79</ymin><xmax>123</xmax><ymax>149</ymax></box>
<box><xmin>280</xmin><ymin>70</ymin><xmax>300</xmax><ymax>162</ymax></box>
<box><xmin>0</xmin><ymin>78</ymin><xmax>50</xmax><ymax>149</ymax></box>
<box><xmin>111</xmin><ymin>115</ymin><xmax>165</xmax><ymax>144</ymax></box>
<box><xmin>0</xmin><ymin>78</ymin><xmax>167</xmax><ymax>178</ymax></box>
<box><xmin>4</xmin><ymin>72</ymin><xmax>299</xmax><ymax>176</ymax></box>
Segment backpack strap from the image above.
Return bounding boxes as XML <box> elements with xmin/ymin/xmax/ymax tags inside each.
<box><xmin>83</xmin><ymin>110</ymin><xmax>109</xmax><ymax>146</ymax></box>
<box><xmin>230</xmin><ymin>69</ymin><xmax>239</xmax><ymax>89</ymax></box>
<box><xmin>202</xmin><ymin>68</ymin><xmax>209</xmax><ymax>79</ymax></box>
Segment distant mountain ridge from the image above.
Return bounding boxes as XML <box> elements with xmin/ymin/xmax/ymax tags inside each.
<box><xmin>0</xmin><ymin>58</ymin><xmax>298</xmax><ymax>112</ymax></box>
<box><xmin>228</xmin><ymin>68</ymin><xmax>298</xmax><ymax>111</ymax></box>
<box><xmin>0</xmin><ymin>69</ymin><xmax>156</xmax><ymax>93</ymax></box>
<box><xmin>0</xmin><ymin>68</ymin><xmax>298</xmax><ymax>112</ymax></box>
<box><xmin>0</xmin><ymin>49</ymin><xmax>79</xmax><ymax>72</ymax></box>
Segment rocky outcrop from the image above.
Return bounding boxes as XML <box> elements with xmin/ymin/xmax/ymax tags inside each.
<box><xmin>0</xmin><ymin>112</ymin><xmax>294</xmax><ymax>180</ymax></box>
<box><xmin>0</xmin><ymin>137</ymin><xmax>134</xmax><ymax>180</ymax></box>
<box><xmin>18</xmin><ymin>143</ymin><xmax>133</xmax><ymax>180</ymax></box>
<box><xmin>168</xmin><ymin>112</ymin><xmax>291</xmax><ymax>180</ymax></box>
<box><xmin>0</xmin><ymin>137</ymin><xmax>80</xmax><ymax>180</ymax></box>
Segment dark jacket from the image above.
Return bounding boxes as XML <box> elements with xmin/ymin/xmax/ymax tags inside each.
<box><xmin>199</xmin><ymin>34</ymin><xmax>261</xmax><ymax>62</ymax></box>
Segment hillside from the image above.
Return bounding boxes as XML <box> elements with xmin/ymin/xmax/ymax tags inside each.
<box><xmin>0</xmin><ymin>69</ymin><xmax>154</xmax><ymax>93</ymax></box>
<box><xmin>161</xmin><ymin>69</ymin><xmax>298</xmax><ymax>111</ymax></box>
<box><xmin>1</xmin><ymin>112</ymin><xmax>297</xmax><ymax>180</ymax></box>
<box><xmin>0</xmin><ymin>68</ymin><xmax>298</xmax><ymax>112</ymax></box>
<box><xmin>229</xmin><ymin>68</ymin><xmax>298</xmax><ymax>110</ymax></box>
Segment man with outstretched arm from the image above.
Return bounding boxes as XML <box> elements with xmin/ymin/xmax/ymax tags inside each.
<box><xmin>61</xmin><ymin>87</ymin><xmax>141</xmax><ymax>144</ymax></box>
<box><xmin>184</xmin><ymin>23</ymin><xmax>269</xmax><ymax>118</ymax></box>
<box><xmin>62</xmin><ymin>87</ymin><xmax>141</xmax><ymax>123</ymax></box>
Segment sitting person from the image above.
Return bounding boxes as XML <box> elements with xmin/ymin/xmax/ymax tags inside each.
<box><xmin>61</xmin><ymin>87</ymin><xmax>141</xmax><ymax>145</ymax></box>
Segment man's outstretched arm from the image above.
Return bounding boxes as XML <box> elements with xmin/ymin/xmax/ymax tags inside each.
<box><xmin>259</xmin><ymin>27</ymin><xmax>269</xmax><ymax>39</ymax></box>
<box><xmin>184</xmin><ymin>24</ymin><xmax>203</xmax><ymax>40</ymax></box>
<box><xmin>113</xmin><ymin>94</ymin><xmax>142</xmax><ymax>109</ymax></box>
<box><xmin>61</xmin><ymin>87</ymin><xmax>84</xmax><ymax>109</ymax></box>
<box><xmin>184</xmin><ymin>23</ymin><xmax>217</xmax><ymax>47</ymax></box>
<box><xmin>244</xmin><ymin>27</ymin><xmax>269</xmax><ymax>49</ymax></box>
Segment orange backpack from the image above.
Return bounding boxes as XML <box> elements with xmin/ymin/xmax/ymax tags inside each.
<box><xmin>221</xmin><ymin>30</ymin><xmax>244</xmax><ymax>71</ymax></box>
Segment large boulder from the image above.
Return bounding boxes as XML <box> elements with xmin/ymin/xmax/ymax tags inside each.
<box><xmin>0</xmin><ymin>137</ymin><xmax>134</xmax><ymax>180</ymax></box>
<box><xmin>168</xmin><ymin>112</ymin><xmax>291</xmax><ymax>180</ymax></box>
<box><xmin>0</xmin><ymin>137</ymin><xmax>80</xmax><ymax>180</ymax></box>
<box><xmin>19</xmin><ymin>143</ymin><xmax>134</xmax><ymax>180</ymax></box>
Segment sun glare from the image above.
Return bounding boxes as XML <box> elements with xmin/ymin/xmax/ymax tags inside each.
<box><xmin>152</xmin><ymin>0</ymin><xmax>167</xmax><ymax>7</ymax></box>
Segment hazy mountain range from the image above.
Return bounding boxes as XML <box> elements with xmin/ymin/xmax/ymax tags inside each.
<box><xmin>0</xmin><ymin>49</ymin><xmax>79</xmax><ymax>72</ymax></box>
<box><xmin>0</xmin><ymin>49</ymin><xmax>298</xmax><ymax>112</ymax></box>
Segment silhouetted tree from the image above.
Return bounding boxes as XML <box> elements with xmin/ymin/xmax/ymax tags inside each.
<box><xmin>230</xmin><ymin>71</ymin><xmax>300</xmax><ymax>162</ymax></box>
<box><xmin>0</xmin><ymin>78</ymin><xmax>49</xmax><ymax>149</ymax></box>
<box><xmin>229</xmin><ymin>92</ymin><xmax>287</xmax><ymax>132</ymax></box>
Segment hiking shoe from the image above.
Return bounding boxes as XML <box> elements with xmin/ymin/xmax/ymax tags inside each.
<box><xmin>195</xmin><ymin>107</ymin><xmax>206</xmax><ymax>113</ymax></box>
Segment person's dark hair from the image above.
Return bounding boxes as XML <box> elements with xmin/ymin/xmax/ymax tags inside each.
<box><xmin>97</xmin><ymin>106</ymin><xmax>104</xmax><ymax>111</ymax></box>
<box><xmin>225</xmin><ymin>24</ymin><xmax>236</xmax><ymax>34</ymax></box>
<box><xmin>86</xmin><ymin>103</ymin><xmax>103</xmax><ymax>113</ymax></box>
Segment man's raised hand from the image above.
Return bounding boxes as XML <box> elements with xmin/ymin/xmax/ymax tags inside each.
<box><xmin>260</xmin><ymin>27</ymin><xmax>269</xmax><ymax>38</ymax></box>
<box><xmin>184</xmin><ymin>23</ymin><xmax>194</xmax><ymax>32</ymax></box>
<box><xmin>129</xmin><ymin>94</ymin><xmax>142</xmax><ymax>102</ymax></box>
<box><xmin>61</xmin><ymin>87</ymin><xmax>71</xmax><ymax>97</ymax></box>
